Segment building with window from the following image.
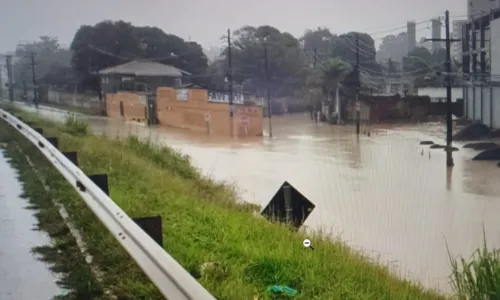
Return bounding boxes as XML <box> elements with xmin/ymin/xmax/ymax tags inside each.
<box><xmin>468</xmin><ymin>0</ymin><xmax>500</xmax><ymax>19</ymax></box>
<box><xmin>452</xmin><ymin>19</ymin><xmax>467</xmax><ymax>62</ymax></box>
<box><xmin>98</xmin><ymin>60</ymin><xmax>190</xmax><ymax>94</ymax></box>
<box><xmin>462</xmin><ymin>7</ymin><xmax>500</xmax><ymax>129</ymax></box>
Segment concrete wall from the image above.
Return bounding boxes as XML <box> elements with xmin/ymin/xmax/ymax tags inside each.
<box><xmin>105</xmin><ymin>87</ymin><xmax>263</xmax><ymax>136</ymax></box>
<box><xmin>417</xmin><ymin>87</ymin><xmax>463</xmax><ymax>103</ymax></box>
<box><xmin>156</xmin><ymin>87</ymin><xmax>263</xmax><ymax>136</ymax></box>
<box><xmin>105</xmin><ymin>92</ymin><xmax>147</xmax><ymax>121</ymax></box>
<box><xmin>464</xmin><ymin>84</ymin><xmax>500</xmax><ymax>128</ymax></box>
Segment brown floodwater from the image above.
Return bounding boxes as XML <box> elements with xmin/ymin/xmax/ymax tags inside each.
<box><xmin>17</xmin><ymin>103</ymin><xmax>500</xmax><ymax>293</ymax></box>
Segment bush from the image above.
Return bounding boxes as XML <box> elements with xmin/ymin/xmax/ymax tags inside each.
<box><xmin>63</xmin><ymin>114</ymin><xmax>88</xmax><ymax>136</ymax></box>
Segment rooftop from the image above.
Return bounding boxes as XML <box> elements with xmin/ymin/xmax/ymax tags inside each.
<box><xmin>98</xmin><ymin>60</ymin><xmax>191</xmax><ymax>77</ymax></box>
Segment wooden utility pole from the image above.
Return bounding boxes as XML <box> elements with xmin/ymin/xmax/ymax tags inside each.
<box><xmin>226</xmin><ymin>28</ymin><xmax>234</xmax><ymax>137</ymax></box>
<box><xmin>31</xmin><ymin>52</ymin><xmax>38</xmax><ymax>107</ymax></box>
<box><xmin>0</xmin><ymin>64</ymin><xmax>3</xmax><ymax>101</ymax></box>
<box><xmin>355</xmin><ymin>34</ymin><xmax>361</xmax><ymax>135</ymax></box>
<box><xmin>264</xmin><ymin>41</ymin><xmax>273</xmax><ymax>137</ymax></box>
<box><xmin>6</xmin><ymin>55</ymin><xmax>13</xmax><ymax>102</ymax></box>
<box><xmin>424</xmin><ymin>11</ymin><xmax>460</xmax><ymax>167</ymax></box>
<box><xmin>313</xmin><ymin>48</ymin><xmax>318</xmax><ymax>68</ymax></box>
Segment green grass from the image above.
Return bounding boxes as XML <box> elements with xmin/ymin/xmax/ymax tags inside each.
<box><xmin>0</xmin><ymin>105</ymin><xmax>446</xmax><ymax>300</ymax></box>
<box><xmin>449</xmin><ymin>235</ymin><xmax>500</xmax><ymax>300</ymax></box>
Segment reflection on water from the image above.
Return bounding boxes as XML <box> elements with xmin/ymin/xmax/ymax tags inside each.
<box><xmin>17</xmin><ymin>104</ymin><xmax>500</xmax><ymax>293</ymax></box>
<box><xmin>0</xmin><ymin>150</ymin><xmax>60</xmax><ymax>300</ymax></box>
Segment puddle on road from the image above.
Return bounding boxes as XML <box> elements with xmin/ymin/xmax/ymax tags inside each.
<box><xmin>18</xmin><ymin>104</ymin><xmax>500</xmax><ymax>293</ymax></box>
<box><xmin>0</xmin><ymin>150</ymin><xmax>60</xmax><ymax>300</ymax></box>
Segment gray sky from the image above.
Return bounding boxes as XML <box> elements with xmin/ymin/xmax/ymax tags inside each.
<box><xmin>0</xmin><ymin>0</ymin><xmax>466</xmax><ymax>53</ymax></box>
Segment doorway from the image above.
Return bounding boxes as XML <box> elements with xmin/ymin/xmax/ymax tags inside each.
<box><xmin>146</xmin><ymin>95</ymin><xmax>157</xmax><ymax>125</ymax></box>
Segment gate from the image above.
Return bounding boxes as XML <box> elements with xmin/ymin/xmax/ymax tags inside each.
<box><xmin>146</xmin><ymin>94</ymin><xmax>158</xmax><ymax>125</ymax></box>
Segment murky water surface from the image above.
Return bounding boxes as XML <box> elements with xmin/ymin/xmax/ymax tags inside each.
<box><xmin>0</xmin><ymin>149</ymin><xmax>60</xmax><ymax>300</ymax></box>
<box><xmin>18</xmin><ymin>104</ymin><xmax>500</xmax><ymax>293</ymax></box>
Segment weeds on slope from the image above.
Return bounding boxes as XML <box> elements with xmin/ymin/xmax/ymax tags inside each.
<box><xmin>1</xmin><ymin>106</ymin><xmax>446</xmax><ymax>300</ymax></box>
<box><xmin>449</xmin><ymin>235</ymin><xmax>500</xmax><ymax>300</ymax></box>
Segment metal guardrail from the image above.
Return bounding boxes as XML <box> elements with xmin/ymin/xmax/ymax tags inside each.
<box><xmin>0</xmin><ymin>108</ymin><xmax>216</xmax><ymax>300</ymax></box>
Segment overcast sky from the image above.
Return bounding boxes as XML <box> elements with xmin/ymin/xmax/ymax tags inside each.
<box><xmin>0</xmin><ymin>0</ymin><xmax>466</xmax><ymax>53</ymax></box>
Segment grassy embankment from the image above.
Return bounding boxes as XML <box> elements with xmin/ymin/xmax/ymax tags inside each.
<box><xmin>0</xmin><ymin>105</ymin><xmax>449</xmax><ymax>299</ymax></box>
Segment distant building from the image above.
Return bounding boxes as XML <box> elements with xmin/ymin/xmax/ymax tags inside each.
<box><xmin>417</xmin><ymin>87</ymin><xmax>463</xmax><ymax>103</ymax></box>
<box><xmin>431</xmin><ymin>18</ymin><xmax>443</xmax><ymax>52</ymax></box>
<box><xmin>376</xmin><ymin>77</ymin><xmax>412</xmax><ymax>96</ymax></box>
<box><xmin>407</xmin><ymin>21</ymin><xmax>416</xmax><ymax>54</ymax></box>
<box><xmin>462</xmin><ymin>8</ymin><xmax>500</xmax><ymax>129</ymax></box>
<box><xmin>468</xmin><ymin>0</ymin><xmax>500</xmax><ymax>19</ymax></box>
<box><xmin>452</xmin><ymin>20</ymin><xmax>467</xmax><ymax>61</ymax></box>
<box><xmin>98</xmin><ymin>60</ymin><xmax>191</xmax><ymax>94</ymax></box>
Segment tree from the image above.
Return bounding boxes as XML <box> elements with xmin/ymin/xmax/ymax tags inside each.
<box><xmin>403</xmin><ymin>47</ymin><xmax>442</xmax><ymax>87</ymax></box>
<box><xmin>12</xmin><ymin>36</ymin><xmax>74</xmax><ymax>91</ymax></box>
<box><xmin>331</xmin><ymin>32</ymin><xmax>381</xmax><ymax>76</ymax></box>
<box><xmin>304</xmin><ymin>58</ymin><xmax>352</xmax><ymax>113</ymax></box>
<box><xmin>300</xmin><ymin>27</ymin><xmax>336</xmax><ymax>62</ymax></box>
<box><xmin>376</xmin><ymin>32</ymin><xmax>408</xmax><ymax>63</ymax></box>
<box><xmin>220</xmin><ymin>25</ymin><xmax>307</xmax><ymax>97</ymax></box>
<box><xmin>70</xmin><ymin>21</ymin><xmax>208</xmax><ymax>93</ymax></box>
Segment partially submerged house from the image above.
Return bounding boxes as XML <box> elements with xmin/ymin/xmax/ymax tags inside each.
<box><xmin>98</xmin><ymin>60</ymin><xmax>191</xmax><ymax>94</ymax></box>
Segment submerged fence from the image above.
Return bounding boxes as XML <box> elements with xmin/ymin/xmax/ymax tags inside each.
<box><xmin>0</xmin><ymin>107</ymin><xmax>216</xmax><ymax>300</ymax></box>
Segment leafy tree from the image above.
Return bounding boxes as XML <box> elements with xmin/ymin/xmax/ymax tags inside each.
<box><xmin>70</xmin><ymin>20</ymin><xmax>208</xmax><ymax>93</ymax></box>
<box><xmin>304</xmin><ymin>58</ymin><xmax>352</xmax><ymax>112</ymax></box>
<box><xmin>219</xmin><ymin>25</ymin><xmax>307</xmax><ymax>97</ymax></box>
<box><xmin>12</xmin><ymin>36</ymin><xmax>74</xmax><ymax>90</ymax></box>
<box><xmin>331</xmin><ymin>32</ymin><xmax>380</xmax><ymax>75</ymax></box>
<box><xmin>376</xmin><ymin>32</ymin><xmax>408</xmax><ymax>63</ymax></box>
<box><xmin>300</xmin><ymin>27</ymin><xmax>336</xmax><ymax>62</ymax></box>
<box><xmin>403</xmin><ymin>47</ymin><xmax>447</xmax><ymax>87</ymax></box>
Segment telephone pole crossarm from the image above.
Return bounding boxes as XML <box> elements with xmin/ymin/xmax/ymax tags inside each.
<box><xmin>424</xmin><ymin>38</ymin><xmax>461</xmax><ymax>42</ymax></box>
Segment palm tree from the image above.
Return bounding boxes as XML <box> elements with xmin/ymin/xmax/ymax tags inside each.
<box><xmin>304</xmin><ymin>57</ymin><xmax>352</xmax><ymax>122</ymax></box>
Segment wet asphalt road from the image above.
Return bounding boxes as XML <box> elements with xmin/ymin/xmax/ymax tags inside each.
<box><xmin>0</xmin><ymin>149</ymin><xmax>60</xmax><ymax>300</ymax></box>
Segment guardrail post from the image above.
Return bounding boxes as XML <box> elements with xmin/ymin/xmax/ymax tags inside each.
<box><xmin>62</xmin><ymin>151</ymin><xmax>78</xmax><ymax>166</ymax></box>
<box><xmin>87</xmin><ymin>172</ymin><xmax>164</xmax><ymax>247</ymax></box>
<box><xmin>46</xmin><ymin>137</ymin><xmax>58</xmax><ymax>148</ymax></box>
<box><xmin>133</xmin><ymin>216</ymin><xmax>163</xmax><ymax>247</ymax></box>
<box><xmin>33</xmin><ymin>127</ymin><xmax>43</xmax><ymax>135</ymax></box>
<box><xmin>88</xmin><ymin>174</ymin><xmax>109</xmax><ymax>195</ymax></box>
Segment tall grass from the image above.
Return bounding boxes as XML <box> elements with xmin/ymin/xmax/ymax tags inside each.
<box><xmin>449</xmin><ymin>236</ymin><xmax>500</xmax><ymax>300</ymax></box>
<box><xmin>63</xmin><ymin>114</ymin><xmax>88</xmax><ymax>136</ymax></box>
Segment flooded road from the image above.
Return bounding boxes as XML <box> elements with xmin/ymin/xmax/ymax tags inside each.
<box><xmin>18</xmin><ymin>104</ymin><xmax>500</xmax><ymax>293</ymax></box>
<box><xmin>0</xmin><ymin>149</ymin><xmax>60</xmax><ymax>300</ymax></box>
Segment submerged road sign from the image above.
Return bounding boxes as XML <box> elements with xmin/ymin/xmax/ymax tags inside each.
<box><xmin>261</xmin><ymin>181</ymin><xmax>315</xmax><ymax>229</ymax></box>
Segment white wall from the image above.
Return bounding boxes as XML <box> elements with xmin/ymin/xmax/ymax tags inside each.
<box><xmin>491</xmin><ymin>18</ymin><xmax>500</xmax><ymax>81</ymax></box>
<box><xmin>417</xmin><ymin>87</ymin><xmax>463</xmax><ymax>102</ymax></box>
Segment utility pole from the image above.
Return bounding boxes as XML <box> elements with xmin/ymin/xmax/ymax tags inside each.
<box><xmin>31</xmin><ymin>52</ymin><xmax>38</xmax><ymax>107</ymax></box>
<box><xmin>0</xmin><ymin>64</ymin><xmax>3</xmax><ymax>101</ymax></box>
<box><xmin>227</xmin><ymin>28</ymin><xmax>234</xmax><ymax>137</ymax></box>
<box><xmin>264</xmin><ymin>41</ymin><xmax>273</xmax><ymax>137</ymax></box>
<box><xmin>355</xmin><ymin>34</ymin><xmax>361</xmax><ymax>135</ymax></box>
<box><xmin>6</xmin><ymin>55</ymin><xmax>13</xmax><ymax>102</ymax></box>
<box><xmin>424</xmin><ymin>11</ymin><xmax>460</xmax><ymax>167</ymax></box>
<box><xmin>313</xmin><ymin>48</ymin><xmax>318</xmax><ymax>68</ymax></box>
